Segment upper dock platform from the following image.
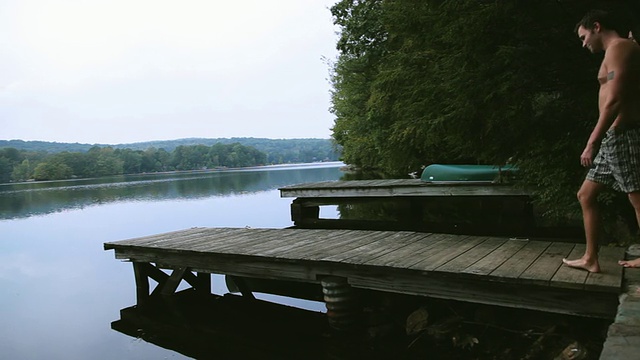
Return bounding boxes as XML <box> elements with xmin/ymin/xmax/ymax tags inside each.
<box><xmin>279</xmin><ymin>179</ymin><xmax>537</xmax><ymax>235</ymax></box>
<box><xmin>279</xmin><ymin>179</ymin><xmax>529</xmax><ymax>198</ymax></box>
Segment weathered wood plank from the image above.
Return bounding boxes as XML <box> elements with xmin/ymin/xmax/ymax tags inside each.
<box><xmin>281</xmin><ymin>187</ymin><xmax>529</xmax><ymax>198</ymax></box>
<box><xmin>260</xmin><ymin>230</ymin><xmax>359</xmax><ymax>258</ymax></box>
<box><xmin>190</xmin><ymin>229</ymin><xmax>279</xmax><ymax>252</ymax></box>
<box><xmin>463</xmin><ymin>239</ymin><xmax>528</xmax><ymax>276</ymax></box>
<box><xmin>550</xmin><ymin>244</ymin><xmax>589</xmax><ymax>290</ymax></box>
<box><xmin>436</xmin><ymin>237</ymin><xmax>506</xmax><ymax>273</ymax></box>
<box><xmin>585</xmin><ymin>245</ymin><xmax>625</xmax><ymax>292</ymax></box>
<box><xmin>279</xmin><ymin>179</ymin><xmax>529</xmax><ymax>198</ymax></box>
<box><xmin>411</xmin><ymin>236</ymin><xmax>487</xmax><ymax>271</ymax></box>
<box><xmin>298</xmin><ymin>230</ymin><xmax>391</xmax><ymax>261</ymax></box>
<box><xmin>128</xmin><ymin>228</ymin><xmax>238</xmax><ymax>252</ymax></box>
<box><xmin>217</xmin><ymin>228</ymin><xmax>300</xmax><ymax>249</ymax></box>
<box><xmin>365</xmin><ymin>233</ymin><xmax>459</xmax><ymax>268</ymax></box>
<box><xmin>255</xmin><ymin>229</ymin><xmax>358</xmax><ymax>259</ymax></box>
<box><xmin>347</xmin><ymin>271</ymin><xmax>618</xmax><ymax>319</ymax></box>
<box><xmin>490</xmin><ymin>240</ymin><xmax>550</xmax><ymax>279</ymax></box>
<box><xmin>113</xmin><ymin>247</ymin><xmax>321</xmax><ymax>282</ymax></box>
<box><xmin>518</xmin><ymin>242</ymin><xmax>575</xmax><ymax>285</ymax></box>
<box><xmin>337</xmin><ymin>232</ymin><xmax>433</xmax><ymax>264</ymax></box>
<box><xmin>106</xmin><ymin>227</ymin><xmax>209</xmax><ymax>249</ymax></box>
<box><xmin>230</xmin><ymin>229</ymin><xmax>321</xmax><ymax>255</ymax></box>
<box><xmin>158</xmin><ymin>228</ymin><xmax>247</xmax><ymax>251</ymax></box>
<box><xmin>323</xmin><ymin>231</ymin><xmax>430</xmax><ymax>263</ymax></box>
<box><xmin>392</xmin><ymin>234</ymin><xmax>474</xmax><ymax>269</ymax></box>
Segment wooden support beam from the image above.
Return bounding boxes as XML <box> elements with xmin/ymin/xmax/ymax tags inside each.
<box><xmin>160</xmin><ymin>267</ymin><xmax>187</xmax><ymax>297</ymax></box>
<box><xmin>228</xmin><ymin>275</ymin><xmax>255</xmax><ymax>300</ymax></box>
<box><xmin>182</xmin><ymin>269</ymin><xmax>199</xmax><ymax>288</ymax></box>
<box><xmin>196</xmin><ymin>272</ymin><xmax>211</xmax><ymax>295</ymax></box>
<box><xmin>145</xmin><ymin>263</ymin><xmax>169</xmax><ymax>285</ymax></box>
<box><xmin>133</xmin><ymin>262</ymin><xmax>150</xmax><ymax>306</ymax></box>
<box><xmin>136</xmin><ymin>262</ymin><xmax>212</xmax><ymax>301</ymax></box>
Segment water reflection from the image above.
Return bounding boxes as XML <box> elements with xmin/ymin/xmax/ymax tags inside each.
<box><xmin>0</xmin><ymin>163</ymin><xmax>342</xmax><ymax>220</ymax></box>
<box><xmin>0</xmin><ymin>163</ymin><xmax>345</xmax><ymax>360</ymax></box>
<box><xmin>111</xmin><ymin>291</ymin><xmax>330</xmax><ymax>359</ymax></box>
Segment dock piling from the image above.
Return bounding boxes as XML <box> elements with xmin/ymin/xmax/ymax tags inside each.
<box><xmin>321</xmin><ymin>276</ymin><xmax>360</xmax><ymax>332</ymax></box>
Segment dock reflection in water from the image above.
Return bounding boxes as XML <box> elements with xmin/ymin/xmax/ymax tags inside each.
<box><xmin>111</xmin><ymin>290</ymin><xmax>331</xmax><ymax>360</ymax></box>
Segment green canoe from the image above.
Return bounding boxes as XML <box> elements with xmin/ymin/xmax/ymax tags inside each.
<box><xmin>420</xmin><ymin>164</ymin><xmax>517</xmax><ymax>183</ymax></box>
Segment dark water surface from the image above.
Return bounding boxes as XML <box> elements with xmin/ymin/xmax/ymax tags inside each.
<box><xmin>0</xmin><ymin>163</ymin><xmax>344</xmax><ymax>360</ymax></box>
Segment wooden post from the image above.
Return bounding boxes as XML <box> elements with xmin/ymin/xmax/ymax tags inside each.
<box><xmin>196</xmin><ymin>272</ymin><xmax>211</xmax><ymax>295</ymax></box>
<box><xmin>291</xmin><ymin>199</ymin><xmax>320</xmax><ymax>225</ymax></box>
<box><xmin>132</xmin><ymin>262</ymin><xmax>150</xmax><ymax>306</ymax></box>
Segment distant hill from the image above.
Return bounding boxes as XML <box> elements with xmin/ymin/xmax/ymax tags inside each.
<box><xmin>0</xmin><ymin>139</ymin><xmax>99</xmax><ymax>153</ymax></box>
<box><xmin>0</xmin><ymin>137</ymin><xmax>341</xmax><ymax>163</ymax></box>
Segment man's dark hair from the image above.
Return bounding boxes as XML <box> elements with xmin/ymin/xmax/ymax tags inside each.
<box><xmin>575</xmin><ymin>9</ymin><xmax>630</xmax><ymax>38</ymax></box>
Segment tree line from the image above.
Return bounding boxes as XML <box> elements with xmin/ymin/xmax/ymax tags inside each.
<box><xmin>0</xmin><ymin>137</ymin><xmax>340</xmax><ymax>165</ymax></box>
<box><xmin>0</xmin><ymin>143</ymin><xmax>269</xmax><ymax>182</ymax></box>
<box><xmin>328</xmin><ymin>0</ymin><xmax>639</xmax><ymax>234</ymax></box>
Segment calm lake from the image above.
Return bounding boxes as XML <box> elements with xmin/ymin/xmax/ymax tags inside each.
<box><xmin>0</xmin><ymin>162</ymin><xmax>345</xmax><ymax>360</ymax></box>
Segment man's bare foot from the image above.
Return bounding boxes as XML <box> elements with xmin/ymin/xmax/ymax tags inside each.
<box><xmin>562</xmin><ymin>258</ymin><xmax>601</xmax><ymax>273</ymax></box>
<box><xmin>618</xmin><ymin>258</ymin><xmax>640</xmax><ymax>268</ymax></box>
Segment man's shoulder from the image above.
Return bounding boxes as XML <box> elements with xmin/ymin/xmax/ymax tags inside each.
<box><xmin>604</xmin><ymin>40</ymin><xmax>639</xmax><ymax>64</ymax></box>
<box><xmin>607</xmin><ymin>39</ymin><xmax>639</xmax><ymax>55</ymax></box>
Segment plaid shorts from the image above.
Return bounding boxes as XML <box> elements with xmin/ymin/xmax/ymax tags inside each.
<box><xmin>586</xmin><ymin>127</ymin><xmax>640</xmax><ymax>193</ymax></box>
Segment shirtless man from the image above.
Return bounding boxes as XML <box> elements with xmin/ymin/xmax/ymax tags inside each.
<box><xmin>562</xmin><ymin>10</ymin><xmax>640</xmax><ymax>272</ymax></box>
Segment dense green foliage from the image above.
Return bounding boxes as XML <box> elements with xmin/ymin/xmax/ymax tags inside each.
<box><xmin>329</xmin><ymin>0</ymin><xmax>639</xmax><ymax>231</ymax></box>
<box><xmin>0</xmin><ymin>137</ymin><xmax>339</xmax><ymax>164</ymax></box>
<box><xmin>0</xmin><ymin>143</ymin><xmax>270</xmax><ymax>182</ymax></box>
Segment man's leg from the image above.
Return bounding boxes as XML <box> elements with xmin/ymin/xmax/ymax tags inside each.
<box><xmin>563</xmin><ymin>180</ymin><xmax>604</xmax><ymax>272</ymax></box>
<box><xmin>619</xmin><ymin>191</ymin><xmax>640</xmax><ymax>267</ymax></box>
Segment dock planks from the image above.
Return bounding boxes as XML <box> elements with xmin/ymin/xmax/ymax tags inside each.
<box><xmin>279</xmin><ymin>179</ymin><xmax>530</xmax><ymax>198</ymax></box>
<box><xmin>105</xmin><ymin>227</ymin><xmax>624</xmax><ymax>319</ymax></box>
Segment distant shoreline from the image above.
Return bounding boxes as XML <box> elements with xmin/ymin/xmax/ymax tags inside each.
<box><xmin>130</xmin><ymin>161</ymin><xmax>346</xmax><ymax>175</ymax></box>
<box><xmin>0</xmin><ymin>161</ymin><xmax>346</xmax><ymax>187</ymax></box>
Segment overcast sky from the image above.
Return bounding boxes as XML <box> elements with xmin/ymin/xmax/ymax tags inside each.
<box><xmin>0</xmin><ymin>0</ymin><xmax>339</xmax><ymax>144</ymax></box>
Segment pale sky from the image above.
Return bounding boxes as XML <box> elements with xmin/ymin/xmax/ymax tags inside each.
<box><xmin>0</xmin><ymin>0</ymin><xmax>340</xmax><ymax>144</ymax></box>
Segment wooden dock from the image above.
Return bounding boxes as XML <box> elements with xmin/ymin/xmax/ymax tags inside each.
<box><xmin>104</xmin><ymin>227</ymin><xmax>624</xmax><ymax>319</ymax></box>
<box><xmin>279</xmin><ymin>179</ymin><xmax>530</xmax><ymax>198</ymax></box>
<box><xmin>278</xmin><ymin>179</ymin><xmax>558</xmax><ymax>237</ymax></box>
